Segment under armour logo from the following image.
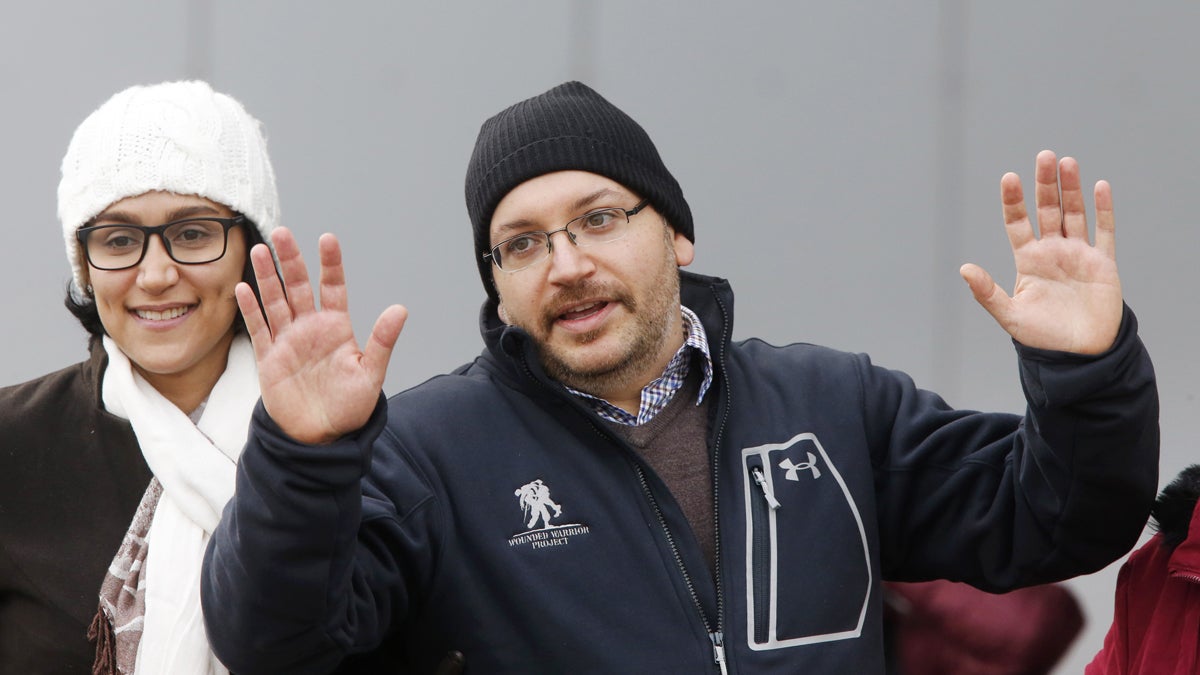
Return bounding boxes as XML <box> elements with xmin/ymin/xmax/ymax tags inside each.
<box><xmin>779</xmin><ymin>453</ymin><xmax>821</xmax><ymax>481</ymax></box>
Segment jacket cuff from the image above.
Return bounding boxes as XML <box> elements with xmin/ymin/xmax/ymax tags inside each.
<box><xmin>248</xmin><ymin>393</ymin><xmax>389</xmax><ymax>487</ymax></box>
<box><xmin>1014</xmin><ymin>304</ymin><xmax>1151</xmax><ymax>408</ymax></box>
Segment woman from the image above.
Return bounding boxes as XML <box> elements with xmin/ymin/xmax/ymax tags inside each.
<box><xmin>1087</xmin><ymin>464</ymin><xmax>1200</xmax><ymax>674</ymax></box>
<box><xmin>0</xmin><ymin>80</ymin><xmax>280</xmax><ymax>674</ymax></box>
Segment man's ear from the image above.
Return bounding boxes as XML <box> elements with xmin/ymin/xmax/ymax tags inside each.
<box><xmin>672</xmin><ymin>230</ymin><xmax>695</xmax><ymax>267</ymax></box>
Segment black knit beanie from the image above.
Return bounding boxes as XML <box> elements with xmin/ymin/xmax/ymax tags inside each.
<box><xmin>465</xmin><ymin>81</ymin><xmax>693</xmax><ymax>301</ymax></box>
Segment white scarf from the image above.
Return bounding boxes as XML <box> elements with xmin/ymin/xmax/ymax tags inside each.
<box><xmin>101</xmin><ymin>334</ymin><xmax>258</xmax><ymax>675</ymax></box>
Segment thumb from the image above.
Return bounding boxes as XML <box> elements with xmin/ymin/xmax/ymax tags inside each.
<box><xmin>364</xmin><ymin>304</ymin><xmax>408</xmax><ymax>386</ymax></box>
<box><xmin>959</xmin><ymin>263</ymin><xmax>1012</xmax><ymax>326</ymax></box>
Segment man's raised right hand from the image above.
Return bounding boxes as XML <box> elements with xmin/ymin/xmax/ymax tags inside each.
<box><xmin>235</xmin><ymin>227</ymin><xmax>408</xmax><ymax>445</ymax></box>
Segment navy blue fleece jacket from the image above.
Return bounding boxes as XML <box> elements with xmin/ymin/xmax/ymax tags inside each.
<box><xmin>202</xmin><ymin>271</ymin><xmax>1159</xmax><ymax>674</ymax></box>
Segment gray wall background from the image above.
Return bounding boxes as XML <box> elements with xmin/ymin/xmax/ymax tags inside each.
<box><xmin>3</xmin><ymin>3</ymin><xmax>1195</xmax><ymax>672</ymax></box>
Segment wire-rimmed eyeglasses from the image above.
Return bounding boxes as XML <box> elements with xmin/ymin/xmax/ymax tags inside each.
<box><xmin>76</xmin><ymin>215</ymin><xmax>246</xmax><ymax>271</ymax></box>
<box><xmin>483</xmin><ymin>200</ymin><xmax>650</xmax><ymax>272</ymax></box>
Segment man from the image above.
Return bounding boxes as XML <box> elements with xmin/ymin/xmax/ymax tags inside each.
<box><xmin>202</xmin><ymin>82</ymin><xmax>1159</xmax><ymax>673</ymax></box>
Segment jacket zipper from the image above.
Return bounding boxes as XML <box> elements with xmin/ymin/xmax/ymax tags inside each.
<box><xmin>751</xmin><ymin>466</ymin><xmax>781</xmax><ymax>509</ymax></box>
<box><xmin>513</xmin><ymin>281</ymin><xmax>736</xmax><ymax>673</ymax></box>
<box><xmin>634</xmin><ymin>465</ymin><xmax>727</xmax><ymax>672</ymax></box>
<box><xmin>747</xmin><ymin>460</ymin><xmax>774</xmax><ymax>643</ymax></box>
<box><xmin>710</xmin><ymin>631</ymin><xmax>729</xmax><ymax>675</ymax></box>
<box><xmin>708</xmin><ymin>285</ymin><xmax>734</xmax><ymax>672</ymax></box>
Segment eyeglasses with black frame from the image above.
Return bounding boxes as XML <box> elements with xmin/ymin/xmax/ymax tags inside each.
<box><xmin>76</xmin><ymin>215</ymin><xmax>246</xmax><ymax>271</ymax></box>
<box><xmin>483</xmin><ymin>199</ymin><xmax>651</xmax><ymax>272</ymax></box>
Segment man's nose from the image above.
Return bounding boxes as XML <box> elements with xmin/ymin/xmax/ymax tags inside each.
<box><xmin>546</xmin><ymin>229</ymin><xmax>595</xmax><ymax>284</ymax></box>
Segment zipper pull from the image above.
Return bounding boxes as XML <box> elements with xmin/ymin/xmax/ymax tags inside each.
<box><xmin>710</xmin><ymin>631</ymin><xmax>729</xmax><ymax>675</ymax></box>
<box><xmin>751</xmin><ymin>467</ymin><xmax>781</xmax><ymax>510</ymax></box>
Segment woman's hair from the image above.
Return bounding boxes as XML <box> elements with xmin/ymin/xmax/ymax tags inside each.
<box><xmin>64</xmin><ymin>217</ymin><xmax>269</xmax><ymax>339</ymax></box>
<box><xmin>1150</xmin><ymin>464</ymin><xmax>1200</xmax><ymax>550</ymax></box>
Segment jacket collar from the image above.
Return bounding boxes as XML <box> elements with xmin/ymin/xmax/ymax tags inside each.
<box><xmin>1169</xmin><ymin>498</ymin><xmax>1200</xmax><ymax>581</ymax></box>
<box><xmin>85</xmin><ymin>337</ymin><xmax>110</xmax><ymax>408</ymax></box>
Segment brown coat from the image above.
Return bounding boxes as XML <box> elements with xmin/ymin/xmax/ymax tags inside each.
<box><xmin>0</xmin><ymin>343</ymin><xmax>152</xmax><ymax>673</ymax></box>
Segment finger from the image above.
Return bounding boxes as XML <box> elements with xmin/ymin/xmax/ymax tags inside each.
<box><xmin>363</xmin><ymin>304</ymin><xmax>409</xmax><ymax>388</ymax></box>
<box><xmin>250</xmin><ymin>243</ymin><xmax>293</xmax><ymax>334</ymax></box>
<box><xmin>1094</xmin><ymin>179</ymin><xmax>1116</xmax><ymax>259</ymax></box>
<box><xmin>1058</xmin><ymin>156</ymin><xmax>1089</xmax><ymax>240</ymax></box>
<box><xmin>270</xmin><ymin>228</ymin><xmax>316</xmax><ymax>316</ymax></box>
<box><xmin>235</xmin><ymin>282</ymin><xmax>273</xmax><ymax>359</ymax></box>
<box><xmin>1034</xmin><ymin>149</ymin><xmax>1063</xmax><ymax>238</ymax></box>
<box><xmin>1000</xmin><ymin>172</ymin><xmax>1035</xmax><ymax>251</ymax></box>
<box><xmin>959</xmin><ymin>263</ymin><xmax>1014</xmax><ymax>328</ymax></box>
<box><xmin>318</xmin><ymin>233</ymin><xmax>348</xmax><ymax>313</ymax></box>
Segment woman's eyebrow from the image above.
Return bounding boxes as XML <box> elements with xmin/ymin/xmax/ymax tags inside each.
<box><xmin>164</xmin><ymin>204</ymin><xmax>225</xmax><ymax>221</ymax></box>
<box><xmin>91</xmin><ymin>204</ymin><xmax>224</xmax><ymax>225</ymax></box>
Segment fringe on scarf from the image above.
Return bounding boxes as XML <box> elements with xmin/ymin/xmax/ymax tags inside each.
<box><xmin>88</xmin><ymin>606</ymin><xmax>117</xmax><ymax>675</ymax></box>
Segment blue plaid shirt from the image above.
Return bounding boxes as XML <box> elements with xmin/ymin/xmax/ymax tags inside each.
<box><xmin>567</xmin><ymin>305</ymin><xmax>713</xmax><ymax>426</ymax></box>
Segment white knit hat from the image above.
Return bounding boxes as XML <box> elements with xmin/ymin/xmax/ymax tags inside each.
<box><xmin>58</xmin><ymin>80</ymin><xmax>280</xmax><ymax>291</ymax></box>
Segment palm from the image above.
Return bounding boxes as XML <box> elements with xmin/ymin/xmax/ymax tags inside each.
<box><xmin>237</xmin><ymin>229</ymin><xmax>407</xmax><ymax>444</ymax></box>
<box><xmin>961</xmin><ymin>151</ymin><xmax>1121</xmax><ymax>354</ymax></box>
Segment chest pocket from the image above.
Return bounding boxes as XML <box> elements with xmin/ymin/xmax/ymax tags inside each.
<box><xmin>741</xmin><ymin>433</ymin><xmax>871</xmax><ymax>650</ymax></box>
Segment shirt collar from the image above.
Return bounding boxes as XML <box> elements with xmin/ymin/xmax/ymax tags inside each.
<box><xmin>567</xmin><ymin>305</ymin><xmax>713</xmax><ymax>426</ymax></box>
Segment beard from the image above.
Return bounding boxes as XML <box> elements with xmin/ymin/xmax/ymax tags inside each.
<box><xmin>532</xmin><ymin>238</ymin><xmax>682</xmax><ymax>399</ymax></box>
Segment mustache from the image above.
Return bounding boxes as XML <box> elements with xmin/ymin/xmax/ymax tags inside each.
<box><xmin>540</xmin><ymin>281</ymin><xmax>637</xmax><ymax>331</ymax></box>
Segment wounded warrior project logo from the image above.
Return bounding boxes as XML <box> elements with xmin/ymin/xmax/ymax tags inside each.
<box><xmin>508</xmin><ymin>479</ymin><xmax>591</xmax><ymax>551</ymax></box>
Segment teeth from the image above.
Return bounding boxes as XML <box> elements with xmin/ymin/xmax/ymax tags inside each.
<box><xmin>135</xmin><ymin>306</ymin><xmax>191</xmax><ymax>321</ymax></box>
<box><xmin>566</xmin><ymin>302</ymin><xmax>600</xmax><ymax>314</ymax></box>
